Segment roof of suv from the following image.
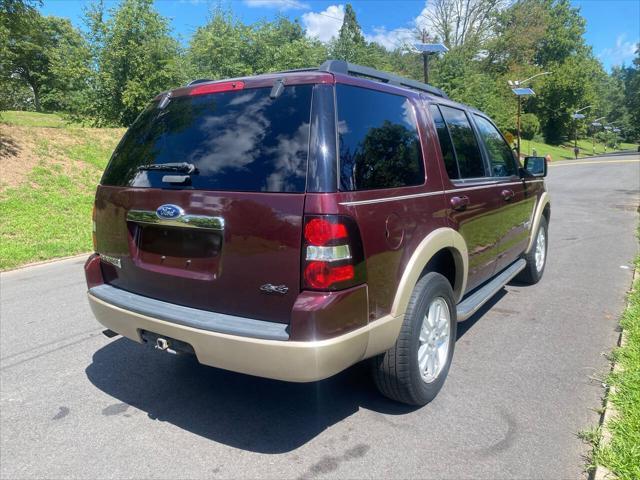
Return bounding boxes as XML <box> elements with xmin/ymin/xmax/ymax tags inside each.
<box><xmin>163</xmin><ymin>60</ymin><xmax>447</xmax><ymax>100</ymax></box>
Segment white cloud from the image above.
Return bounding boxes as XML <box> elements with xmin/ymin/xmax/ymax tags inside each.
<box><xmin>300</xmin><ymin>1</ymin><xmax>437</xmax><ymax>51</ymax></box>
<box><xmin>244</xmin><ymin>0</ymin><xmax>309</xmax><ymax>10</ymax></box>
<box><xmin>365</xmin><ymin>26</ymin><xmax>415</xmax><ymax>51</ymax></box>
<box><xmin>302</xmin><ymin>5</ymin><xmax>344</xmax><ymax>42</ymax></box>
<box><xmin>599</xmin><ymin>34</ymin><xmax>638</xmax><ymax>67</ymax></box>
<box><xmin>364</xmin><ymin>1</ymin><xmax>433</xmax><ymax>52</ymax></box>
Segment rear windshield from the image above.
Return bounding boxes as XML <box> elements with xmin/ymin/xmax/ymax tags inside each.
<box><xmin>101</xmin><ymin>85</ymin><xmax>313</xmax><ymax>192</ymax></box>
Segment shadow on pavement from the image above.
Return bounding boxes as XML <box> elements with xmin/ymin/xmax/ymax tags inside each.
<box><xmin>86</xmin><ymin>338</ymin><xmax>416</xmax><ymax>454</ymax></box>
<box><xmin>85</xmin><ymin>289</ymin><xmax>504</xmax><ymax>453</ymax></box>
<box><xmin>457</xmin><ymin>288</ymin><xmax>508</xmax><ymax>340</ymax></box>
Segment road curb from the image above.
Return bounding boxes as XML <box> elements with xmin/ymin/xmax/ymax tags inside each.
<box><xmin>0</xmin><ymin>252</ymin><xmax>91</xmax><ymax>274</ymax></box>
<box><xmin>592</xmin><ymin>268</ymin><xmax>637</xmax><ymax>480</ymax></box>
<box><xmin>576</xmin><ymin>150</ymin><xmax>638</xmax><ymax>160</ymax></box>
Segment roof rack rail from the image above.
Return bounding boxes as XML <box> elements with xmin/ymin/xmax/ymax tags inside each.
<box><xmin>319</xmin><ymin>60</ymin><xmax>448</xmax><ymax>98</ymax></box>
<box><xmin>188</xmin><ymin>61</ymin><xmax>448</xmax><ymax>98</ymax></box>
<box><xmin>186</xmin><ymin>78</ymin><xmax>213</xmax><ymax>86</ymax></box>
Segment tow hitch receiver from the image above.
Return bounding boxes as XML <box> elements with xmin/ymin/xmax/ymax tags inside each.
<box><xmin>140</xmin><ymin>330</ymin><xmax>195</xmax><ymax>356</ymax></box>
<box><xmin>155</xmin><ymin>337</ymin><xmax>176</xmax><ymax>354</ymax></box>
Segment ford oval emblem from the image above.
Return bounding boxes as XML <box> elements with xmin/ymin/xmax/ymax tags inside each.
<box><xmin>156</xmin><ymin>204</ymin><xmax>183</xmax><ymax>219</ymax></box>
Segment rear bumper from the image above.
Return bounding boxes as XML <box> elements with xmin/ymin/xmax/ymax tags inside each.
<box><xmin>88</xmin><ymin>291</ymin><xmax>403</xmax><ymax>383</ymax></box>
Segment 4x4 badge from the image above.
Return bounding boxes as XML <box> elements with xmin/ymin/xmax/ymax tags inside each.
<box><xmin>260</xmin><ymin>284</ymin><xmax>289</xmax><ymax>295</ymax></box>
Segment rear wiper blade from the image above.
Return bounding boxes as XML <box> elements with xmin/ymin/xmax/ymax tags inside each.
<box><xmin>138</xmin><ymin>162</ymin><xmax>198</xmax><ymax>174</ymax></box>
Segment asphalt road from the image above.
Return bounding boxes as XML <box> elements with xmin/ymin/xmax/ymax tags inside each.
<box><xmin>1</xmin><ymin>154</ymin><xmax>638</xmax><ymax>480</ymax></box>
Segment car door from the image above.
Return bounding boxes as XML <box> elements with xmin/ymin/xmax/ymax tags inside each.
<box><xmin>429</xmin><ymin>104</ymin><xmax>503</xmax><ymax>292</ymax></box>
<box><xmin>471</xmin><ymin>114</ymin><xmax>536</xmax><ymax>272</ymax></box>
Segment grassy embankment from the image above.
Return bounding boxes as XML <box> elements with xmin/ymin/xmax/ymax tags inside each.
<box><xmin>586</xmin><ymin>252</ymin><xmax>640</xmax><ymax>479</ymax></box>
<box><xmin>520</xmin><ymin>138</ymin><xmax>637</xmax><ymax>160</ymax></box>
<box><xmin>0</xmin><ymin>111</ymin><xmax>124</xmax><ymax>270</ymax></box>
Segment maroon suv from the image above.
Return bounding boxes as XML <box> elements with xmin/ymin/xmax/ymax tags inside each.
<box><xmin>85</xmin><ymin>60</ymin><xmax>550</xmax><ymax>406</ymax></box>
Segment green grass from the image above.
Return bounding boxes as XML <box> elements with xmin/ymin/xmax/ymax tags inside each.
<box><xmin>0</xmin><ymin>110</ymin><xmax>77</xmax><ymax>128</ymax></box>
<box><xmin>521</xmin><ymin>138</ymin><xmax>638</xmax><ymax>160</ymax></box>
<box><xmin>587</xmin><ymin>253</ymin><xmax>640</xmax><ymax>479</ymax></box>
<box><xmin>0</xmin><ymin>111</ymin><xmax>123</xmax><ymax>270</ymax></box>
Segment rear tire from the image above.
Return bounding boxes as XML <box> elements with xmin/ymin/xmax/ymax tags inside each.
<box><xmin>517</xmin><ymin>216</ymin><xmax>548</xmax><ymax>284</ymax></box>
<box><xmin>371</xmin><ymin>272</ymin><xmax>456</xmax><ymax>406</ymax></box>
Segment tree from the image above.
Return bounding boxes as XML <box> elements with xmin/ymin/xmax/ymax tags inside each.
<box><xmin>622</xmin><ymin>45</ymin><xmax>640</xmax><ymax>140</ymax></box>
<box><xmin>529</xmin><ymin>52</ymin><xmax>605</xmax><ymax>144</ymax></box>
<box><xmin>520</xmin><ymin>113</ymin><xmax>539</xmax><ymax>140</ymax></box>
<box><xmin>534</xmin><ymin>0</ymin><xmax>586</xmax><ymax>67</ymax></box>
<box><xmin>1</xmin><ymin>5</ymin><xmax>81</xmax><ymax>111</ymax></box>
<box><xmin>188</xmin><ymin>8</ymin><xmax>253</xmax><ymax>80</ymax></box>
<box><xmin>331</xmin><ymin>4</ymin><xmax>366</xmax><ymax>63</ymax></box>
<box><xmin>484</xmin><ymin>0</ymin><xmax>551</xmax><ymax>73</ymax></box>
<box><xmin>242</xmin><ymin>16</ymin><xmax>327</xmax><ymax>74</ymax></box>
<box><xmin>85</xmin><ymin>0</ymin><xmax>184</xmax><ymax>126</ymax></box>
<box><xmin>418</xmin><ymin>0</ymin><xmax>507</xmax><ymax>50</ymax></box>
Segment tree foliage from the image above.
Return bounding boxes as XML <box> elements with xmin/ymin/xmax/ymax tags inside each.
<box><xmin>188</xmin><ymin>10</ymin><xmax>327</xmax><ymax>80</ymax></box>
<box><xmin>420</xmin><ymin>0</ymin><xmax>507</xmax><ymax>49</ymax></box>
<box><xmin>83</xmin><ymin>0</ymin><xmax>185</xmax><ymax>126</ymax></box>
<box><xmin>0</xmin><ymin>0</ymin><xmax>637</xmax><ymax>142</ymax></box>
<box><xmin>1</xmin><ymin>1</ymin><xmax>89</xmax><ymax>112</ymax></box>
<box><xmin>331</xmin><ymin>4</ymin><xmax>365</xmax><ymax>62</ymax></box>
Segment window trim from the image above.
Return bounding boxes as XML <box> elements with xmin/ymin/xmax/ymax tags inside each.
<box><xmin>471</xmin><ymin>113</ymin><xmax>520</xmax><ymax>180</ymax></box>
<box><xmin>435</xmin><ymin>104</ymin><xmax>490</xmax><ymax>181</ymax></box>
<box><xmin>335</xmin><ymin>83</ymin><xmax>427</xmax><ymax>192</ymax></box>
<box><xmin>428</xmin><ymin>103</ymin><xmax>461</xmax><ymax>180</ymax></box>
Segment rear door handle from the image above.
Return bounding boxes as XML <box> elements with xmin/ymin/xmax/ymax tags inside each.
<box><xmin>450</xmin><ymin>196</ymin><xmax>470</xmax><ymax>211</ymax></box>
<box><xmin>501</xmin><ymin>189</ymin><xmax>515</xmax><ymax>201</ymax></box>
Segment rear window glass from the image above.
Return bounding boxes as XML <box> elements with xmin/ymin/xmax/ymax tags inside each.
<box><xmin>101</xmin><ymin>85</ymin><xmax>313</xmax><ymax>192</ymax></box>
<box><xmin>336</xmin><ymin>84</ymin><xmax>424</xmax><ymax>191</ymax></box>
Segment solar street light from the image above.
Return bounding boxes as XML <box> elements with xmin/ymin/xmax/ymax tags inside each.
<box><xmin>507</xmin><ymin>72</ymin><xmax>551</xmax><ymax>160</ymax></box>
<box><xmin>413</xmin><ymin>43</ymin><xmax>448</xmax><ymax>84</ymax></box>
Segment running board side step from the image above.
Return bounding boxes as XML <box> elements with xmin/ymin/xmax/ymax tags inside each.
<box><xmin>456</xmin><ymin>259</ymin><xmax>527</xmax><ymax>321</ymax></box>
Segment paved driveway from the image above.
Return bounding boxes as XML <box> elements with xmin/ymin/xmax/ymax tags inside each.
<box><xmin>1</xmin><ymin>154</ymin><xmax>638</xmax><ymax>479</ymax></box>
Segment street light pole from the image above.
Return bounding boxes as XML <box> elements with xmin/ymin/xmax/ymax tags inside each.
<box><xmin>414</xmin><ymin>42</ymin><xmax>448</xmax><ymax>84</ymax></box>
<box><xmin>507</xmin><ymin>72</ymin><xmax>552</xmax><ymax>161</ymax></box>
<box><xmin>591</xmin><ymin>116</ymin><xmax>605</xmax><ymax>154</ymax></box>
<box><xmin>517</xmin><ymin>95</ymin><xmax>521</xmax><ymax>161</ymax></box>
<box><xmin>422</xmin><ymin>52</ymin><xmax>429</xmax><ymax>83</ymax></box>
<box><xmin>571</xmin><ymin>105</ymin><xmax>592</xmax><ymax>159</ymax></box>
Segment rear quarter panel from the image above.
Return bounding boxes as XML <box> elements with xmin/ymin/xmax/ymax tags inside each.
<box><xmin>304</xmin><ymin>93</ymin><xmax>448</xmax><ymax>321</ymax></box>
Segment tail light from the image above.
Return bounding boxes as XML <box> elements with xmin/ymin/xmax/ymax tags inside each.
<box><xmin>92</xmin><ymin>203</ymin><xmax>97</xmax><ymax>251</ymax></box>
<box><xmin>302</xmin><ymin>215</ymin><xmax>365</xmax><ymax>291</ymax></box>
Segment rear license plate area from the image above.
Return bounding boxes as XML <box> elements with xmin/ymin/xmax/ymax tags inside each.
<box><xmin>131</xmin><ymin>225</ymin><xmax>222</xmax><ymax>279</ymax></box>
<box><xmin>138</xmin><ymin>225</ymin><xmax>221</xmax><ymax>258</ymax></box>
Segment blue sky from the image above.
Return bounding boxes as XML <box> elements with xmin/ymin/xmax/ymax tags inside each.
<box><xmin>40</xmin><ymin>0</ymin><xmax>639</xmax><ymax>71</ymax></box>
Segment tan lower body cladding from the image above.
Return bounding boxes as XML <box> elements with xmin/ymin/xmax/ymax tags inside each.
<box><xmin>88</xmin><ymin>293</ymin><xmax>404</xmax><ymax>382</ymax></box>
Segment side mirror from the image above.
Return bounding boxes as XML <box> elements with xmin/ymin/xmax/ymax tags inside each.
<box><xmin>523</xmin><ymin>156</ymin><xmax>547</xmax><ymax>177</ymax></box>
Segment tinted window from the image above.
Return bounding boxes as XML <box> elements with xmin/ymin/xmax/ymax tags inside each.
<box><xmin>439</xmin><ymin>106</ymin><xmax>485</xmax><ymax>179</ymax></box>
<box><xmin>473</xmin><ymin>115</ymin><xmax>517</xmax><ymax>177</ymax></box>
<box><xmin>101</xmin><ymin>85</ymin><xmax>313</xmax><ymax>192</ymax></box>
<box><xmin>336</xmin><ymin>85</ymin><xmax>424</xmax><ymax>191</ymax></box>
<box><xmin>429</xmin><ymin>104</ymin><xmax>459</xmax><ymax>180</ymax></box>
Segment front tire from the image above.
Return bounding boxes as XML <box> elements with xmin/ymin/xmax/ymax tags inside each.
<box><xmin>371</xmin><ymin>272</ymin><xmax>456</xmax><ymax>406</ymax></box>
<box><xmin>517</xmin><ymin>216</ymin><xmax>548</xmax><ymax>284</ymax></box>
